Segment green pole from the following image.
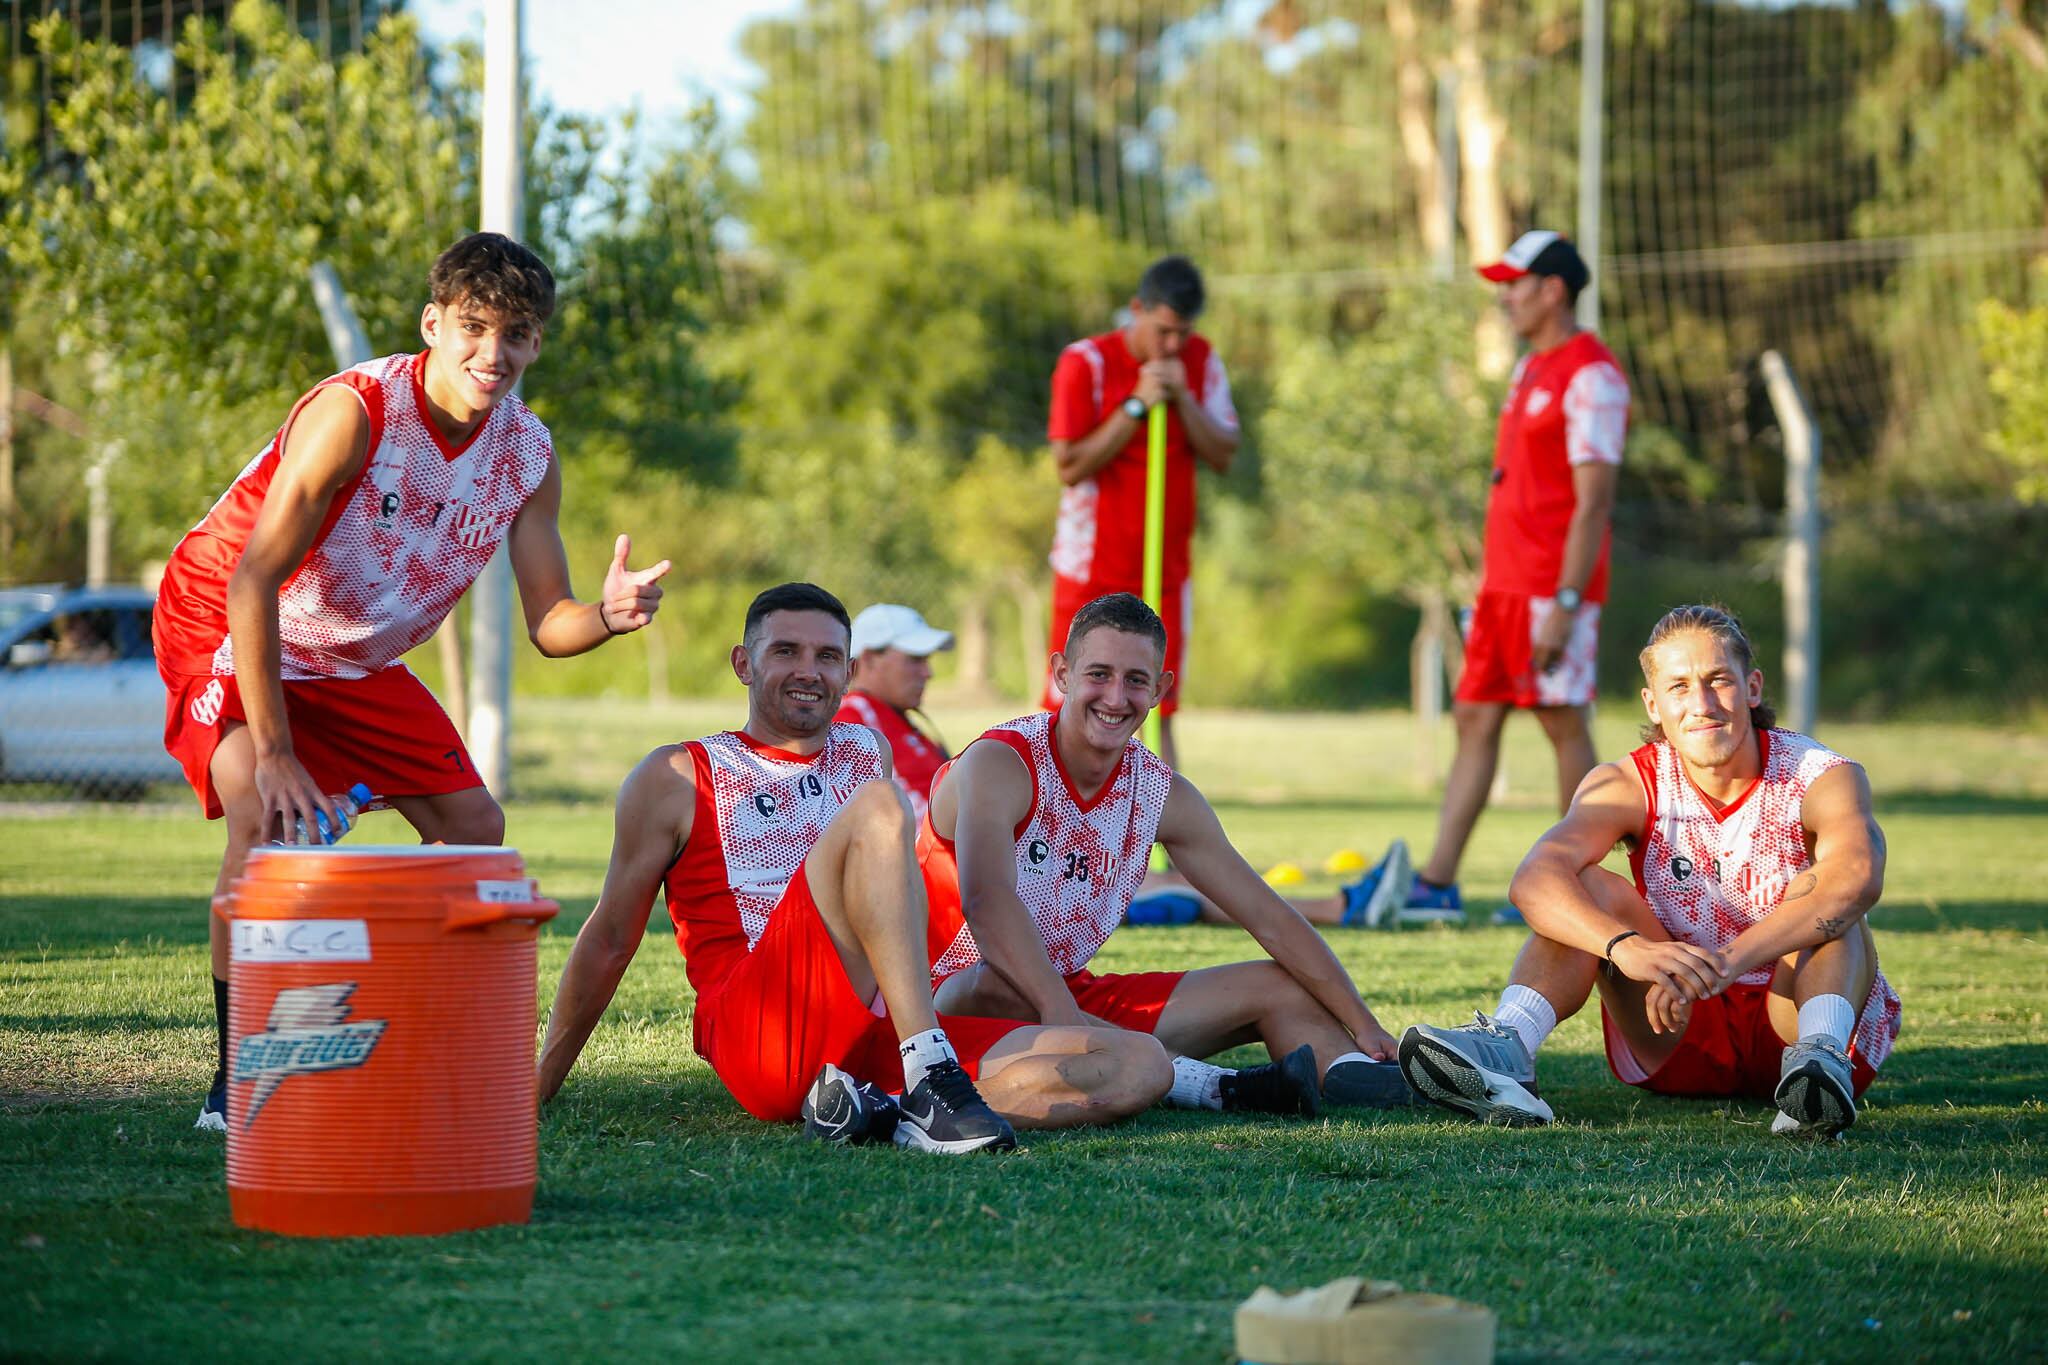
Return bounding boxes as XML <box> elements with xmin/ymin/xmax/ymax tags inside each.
<box><xmin>1141</xmin><ymin>402</ymin><xmax>1167</xmax><ymax>758</ymax></box>
<box><xmin>1142</xmin><ymin>402</ymin><xmax>1169</xmax><ymax>872</ymax></box>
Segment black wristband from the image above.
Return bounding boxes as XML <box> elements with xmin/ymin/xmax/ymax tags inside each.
<box><xmin>598</xmin><ymin>601</ymin><xmax>621</xmax><ymax>636</ymax></box>
<box><xmin>1602</xmin><ymin>929</ymin><xmax>1641</xmax><ymax>978</ymax></box>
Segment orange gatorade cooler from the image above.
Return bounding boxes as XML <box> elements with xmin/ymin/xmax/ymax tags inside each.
<box><xmin>222</xmin><ymin>845</ymin><xmax>558</xmax><ymax>1237</ymax></box>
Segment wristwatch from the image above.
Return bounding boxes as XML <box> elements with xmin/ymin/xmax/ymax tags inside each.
<box><xmin>1554</xmin><ymin>586</ymin><xmax>1583</xmax><ymax>613</ymax></box>
<box><xmin>1121</xmin><ymin>396</ymin><xmax>1148</xmax><ymax>421</ymax></box>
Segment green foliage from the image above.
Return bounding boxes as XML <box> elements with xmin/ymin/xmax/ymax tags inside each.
<box><xmin>2</xmin><ymin>1</ymin><xmax>476</xmax><ymax>567</ymax></box>
<box><xmin>1978</xmin><ymin>264</ymin><xmax>2048</xmax><ymax>503</ymax></box>
<box><xmin>1256</xmin><ymin>286</ymin><xmax>1497</xmax><ymax>602</ymax></box>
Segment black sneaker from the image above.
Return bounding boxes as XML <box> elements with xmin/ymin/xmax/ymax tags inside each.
<box><xmin>801</xmin><ymin>1064</ymin><xmax>900</xmax><ymax>1146</ymax></box>
<box><xmin>1321</xmin><ymin>1055</ymin><xmax>1420</xmax><ymax>1108</ymax></box>
<box><xmin>195</xmin><ymin>1070</ymin><xmax>227</xmax><ymax>1133</ymax></box>
<box><xmin>1218</xmin><ymin>1043</ymin><xmax>1322</xmax><ymax>1117</ymax></box>
<box><xmin>893</xmin><ymin>1059</ymin><xmax>1017</xmax><ymax>1154</ymax></box>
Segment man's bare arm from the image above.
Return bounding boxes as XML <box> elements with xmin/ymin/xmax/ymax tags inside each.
<box><xmin>225</xmin><ymin>386</ymin><xmax>372</xmax><ymax>842</ymax></box>
<box><xmin>505</xmin><ymin>463</ymin><xmax>671</xmax><ymax>658</ymax></box>
<box><xmin>536</xmin><ymin>746</ymin><xmax>695</xmax><ymax>1103</ymax></box>
<box><xmin>1509</xmin><ymin>761</ymin><xmax>1725</xmax><ymax>1000</ymax></box>
<box><xmin>1168</xmin><ymin>379</ymin><xmax>1239</xmax><ymax>474</ymax></box>
<box><xmin>1716</xmin><ymin>762</ymin><xmax>1885</xmax><ymax>983</ymax></box>
<box><xmin>1161</xmin><ymin>776</ymin><xmax>1394</xmax><ymax>1056</ymax></box>
<box><xmin>945</xmin><ymin>741</ymin><xmax>1091</xmax><ymax>1026</ymax></box>
<box><xmin>1555</xmin><ymin>460</ymin><xmax>1619</xmax><ymax>600</ymax></box>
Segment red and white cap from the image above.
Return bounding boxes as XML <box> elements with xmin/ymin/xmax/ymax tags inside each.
<box><xmin>1477</xmin><ymin>230</ymin><xmax>1590</xmax><ymax>292</ymax></box>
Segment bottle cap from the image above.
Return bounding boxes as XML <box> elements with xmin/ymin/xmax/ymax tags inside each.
<box><xmin>348</xmin><ymin>782</ymin><xmax>374</xmax><ymax>803</ymax></box>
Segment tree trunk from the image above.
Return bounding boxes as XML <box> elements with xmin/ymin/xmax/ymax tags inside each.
<box><xmin>1388</xmin><ymin>0</ymin><xmax>1451</xmax><ymax>268</ymax></box>
<box><xmin>953</xmin><ymin>590</ymin><xmax>993</xmax><ymax>699</ymax></box>
<box><xmin>1009</xmin><ymin>573</ymin><xmax>1047</xmax><ymax>704</ymax></box>
<box><xmin>437</xmin><ymin>606</ymin><xmax>469</xmax><ymax>740</ymax></box>
<box><xmin>1451</xmin><ymin>0</ymin><xmax>1516</xmax><ymax>378</ymax></box>
<box><xmin>0</xmin><ymin>347</ymin><xmax>13</xmax><ymax>574</ymax></box>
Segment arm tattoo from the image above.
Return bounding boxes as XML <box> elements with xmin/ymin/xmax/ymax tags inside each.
<box><xmin>1783</xmin><ymin>872</ymin><xmax>1818</xmax><ymax>902</ymax></box>
<box><xmin>1814</xmin><ymin>916</ymin><xmax>1847</xmax><ymax>941</ymax></box>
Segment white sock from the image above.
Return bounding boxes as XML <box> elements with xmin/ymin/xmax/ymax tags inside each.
<box><xmin>1494</xmin><ymin>984</ymin><xmax>1559</xmax><ymax>1058</ymax></box>
<box><xmin>1166</xmin><ymin>1055</ymin><xmax>1227</xmax><ymax>1110</ymax></box>
<box><xmin>897</xmin><ymin>1028</ymin><xmax>958</xmax><ymax>1090</ymax></box>
<box><xmin>1796</xmin><ymin>994</ymin><xmax>1855</xmax><ymax>1051</ymax></box>
<box><xmin>1323</xmin><ymin>1050</ymin><xmax>1375</xmax><ymax>1077</ymax></box>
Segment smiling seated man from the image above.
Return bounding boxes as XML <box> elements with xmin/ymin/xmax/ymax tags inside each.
<box><xmin>1398</xmin><ymin>604</ymin><xmax>1900</xmax><ymax>1137</ymax></box>
<box><xmin>536</xmin><ymin>583</ymin><xmax>1170</xmax><ymax>1153</ymax></box>
<box><xmin>919</xmin><ymin>592</ymin><xmax>1415</xmax><ymax>1115</ymax></box>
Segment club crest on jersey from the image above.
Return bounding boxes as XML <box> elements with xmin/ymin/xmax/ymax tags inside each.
<box><xmin>1525</xmin><ymin>388</ymin><xmax>1553</xmax><ymax>416</ymax></box>
<box><xmin>190</xmin><ymin>678</ymin><xmax>226</xmax><ymax>727</ymax></box>
<box><xmin>754</xmin><ymin>792</ymin><xmax>779</xmax><ymax>819</ymax></box>
<box><xmin>232</xmin><ymin>983</ymin><xmax>387</xmax><ymax>1128</ymax></box>
<box><xmin>451</xmin><ymin>503</ymin><xmax>495</xmax><ymax>549</ymax></box>
<box><xmin>1671</xmin><ymin>855</ymin><xmax>1693</xmax><ymax>880</ymax></box>
<box><xmin>371</xmin><ymin>490</ymin><xmax>401</xmax><ymax>530</ymax></box>
<box><xmin>1025</xmin><ymin>839</ymin><xmax>1051</xmax><ymax>870</ymax></box>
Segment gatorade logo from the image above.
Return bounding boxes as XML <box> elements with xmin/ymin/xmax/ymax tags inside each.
<box><xmin>190</xmin><ymin>679</ymin><xmax>225</xmax><ymax>727</ymax></box>
<box><xmin>233</xmin><ymin>983</ymin><xmax>387</xmax><ymax>1129</ymax></box>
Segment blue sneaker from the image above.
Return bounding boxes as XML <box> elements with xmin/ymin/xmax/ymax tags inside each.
<box><xmin>1490</xmin><ymin>903</ymin><xmax>1527</xmax><ymax>926</ymax></box>
<box><xmin>1395</xmin><ymin>876</ymin><xmax>1465</xmax><ymax>927</ymax></box>
<box><xmin>1126</xmin><ymin>889</ymin><xmax>1203</xmax><ymax>926</ymax></box>
<box><xmin>1339</xmin><ymin>839</ymin><xmax>1411</xmax><ymax>928</ymax></box>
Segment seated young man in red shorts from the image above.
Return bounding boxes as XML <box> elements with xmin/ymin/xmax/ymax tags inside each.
<box><xmin>1399</xmin><ymin>605</ymin><xmax>1901</xmax><ymax>1138</ymax></box>
<box><xmin>154</xmin><ymin>232</ymin><xmax>673</xmax><ymax>1132</ymax></box>
<box><xmin>922</xmin><ymin>592</ymin><xmax>1414</xmax><ymax>1115</ymax></box>
<box><xmin>536</xmin><ymin>584</ymin><xmax>1170</xmax><ymax>1153</ymax></box>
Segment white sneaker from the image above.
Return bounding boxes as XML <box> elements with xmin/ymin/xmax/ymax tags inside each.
<box><xmin>1399</xmin><ymin>1013</ymin><xmax>1554</xmax><ymax>1126</ymax></box>
<box><xmin>194</xmin><ymin>1075</ymin><xmax>227</xmax><ymax>1133</ymax></box>
<box><xmin>1773</xmin><ymin>1037</ymin><xmax>1857</xmax><ymax>1137</ymax></box>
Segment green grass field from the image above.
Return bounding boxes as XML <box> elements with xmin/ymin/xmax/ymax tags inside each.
<box><xmin>4</xmin><ymin>703</ymin><xmax>2046</xmax><ymax>1361</ymax></box>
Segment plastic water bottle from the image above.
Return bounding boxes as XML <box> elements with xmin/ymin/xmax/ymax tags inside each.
<box><xmin>275</xmin><ymin>782</ymin><xmax>374</xmax><ymax>847</ymax></box>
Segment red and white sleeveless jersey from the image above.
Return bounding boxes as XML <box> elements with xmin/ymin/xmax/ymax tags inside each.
<box><xmin>1629</xmin><ymin>728</ymin><xmax>1900</xmax><ymax>1060</ymax></box>
<box><xmin>926</xmin><ymin>709</ymin><xmax>1174</xmax><ymax>979</ymax></box>
<box><xmin>153</xmin><ymin>351</ymin><xmax>554</xmax><ymax>681</ymax></box>
<box><xmin>663</xmin><ymin>724</ymin><xmax>886</xmax><ymax>999</ymax></box>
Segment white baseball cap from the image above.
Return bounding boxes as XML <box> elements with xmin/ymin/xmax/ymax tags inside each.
<box><xmin>850</xmin><ymin>604</ymin><xmax>954</xmax><ymax>658</ymax></box>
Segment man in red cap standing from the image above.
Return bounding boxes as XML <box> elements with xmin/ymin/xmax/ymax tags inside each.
<box><xmin>1352</xmin><ymin>230</ymin><xmax>1631</xmax><ymax>926</ymax></box>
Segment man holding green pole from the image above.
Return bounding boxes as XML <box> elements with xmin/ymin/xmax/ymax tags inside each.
<box><xmin>1043</xmin><ymin>255</ymin><xmax>1240</xmax><ymax>772</ymax></box>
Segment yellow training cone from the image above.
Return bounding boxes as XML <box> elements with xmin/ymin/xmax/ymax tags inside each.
<box><xmin>1323</xmin><ymin>848</ymin><xmax>1368</xmax><ymax>877</ymax></box>
<box><xmin>1264</xmin><ymin>861</ymin><xmax>1306</xmax><ymax>887</ymax></box>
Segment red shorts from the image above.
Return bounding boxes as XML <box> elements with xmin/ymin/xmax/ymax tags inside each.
<box><xmin>1043</xmin><ymin>573</ymin><xmax>1189</xmax><ymax>717</ymax></box>
<box><xmin>1063</xmin><ymin>968</ymin><xmax>1186</xmax><ymax>1033</ymax></box>
<box><xmin>1602</xmin><ymin>981</ymin><xmax>1880</xmax><ymax>1100</ymax></box>
<box><xmin>1454</xmin><ymin>588</ymin><xmax>1601</xmax><ymax>708</ymax></box>
<box><xmin>692</xmin><ymin>867</ymin><xmax>1029</xmax><ymax>1122</ymax></box>
<box><xmin>159</xmin><ymin>664</ymin><xmax>479</xmax><ymax>819</ymax></box>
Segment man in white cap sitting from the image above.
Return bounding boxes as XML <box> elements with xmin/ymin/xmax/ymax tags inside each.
<box><xmin>835</xmin><ymin>604</ymin><xmax>955</xmax><ymax>820</ymax></box>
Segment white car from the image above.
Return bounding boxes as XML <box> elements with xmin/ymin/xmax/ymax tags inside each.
<box><xmin>0</xmin><ymin>585</ymin><xmax>182</xmax><ymax>795</ymax></box>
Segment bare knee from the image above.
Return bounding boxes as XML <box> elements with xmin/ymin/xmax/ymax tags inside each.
<box><xmin>436</xmin><ymin>791</ymin><xmax>506</xmax><ymax>845</ymax></box>
<box><xmin>1076</xmin><ymin>1029</ymin><xmax>1173</xmax><ymax>1120</ymax></box>
<box><xmin>841</xmin><ymin>780</ymin><xmax>914</xmax><ymax>847</ymax></box>
<box><xmin>1452</xmin><ymin>702</ymin><xmax>1507</xmax><ymax>743</ymax></box>
<box><xmin>1534</xmin><ymin>704</ymin><xmax>1588</xmax><ymax>744</ymax></box>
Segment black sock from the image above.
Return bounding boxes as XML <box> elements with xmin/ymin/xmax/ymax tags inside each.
<box><xmin>1418</xmin><ymin>876</ymin><xmax>1453</xmax><ymax>892</ymax></box>
<box><xmin>212</xmin><ymin>975</ymin><xmax>229</xmax><ymax>1084</ymax></box>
